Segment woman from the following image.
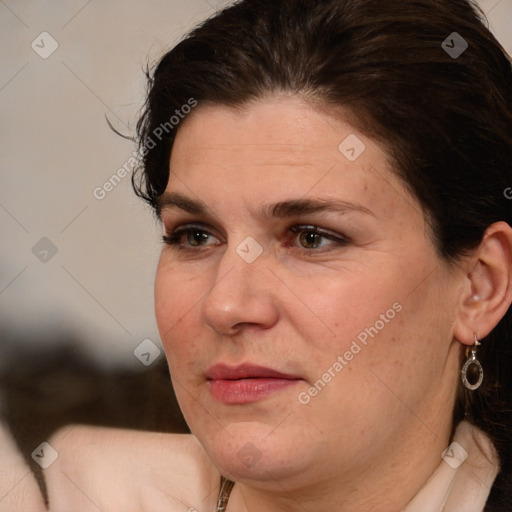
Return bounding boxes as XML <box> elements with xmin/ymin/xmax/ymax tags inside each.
<box><xmin>44</xmin><ymin>0</ymin><xmax>512</xmax><ymax>511</ymax></box>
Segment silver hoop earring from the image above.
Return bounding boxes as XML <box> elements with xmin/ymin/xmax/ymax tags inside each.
<box><xmin>461</xmin><ymin>335</ymin><xmax>483</xmax><ymax>390</ymax></box>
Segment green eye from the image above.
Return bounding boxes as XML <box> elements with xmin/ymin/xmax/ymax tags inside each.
<box><xmin>187</xmin><ymin>229</ymin><xmax>210</xmax><ymax>246</ymax></box>
<box><xmin>299</xmin><ymin>231</ymin><xmax>323</xmax><ymax>249</ymax></box>
<box><xmin>290</xmin><ymin>225</ymin><xmax>350</xmax><ymax>252</ymax></box>
<box><xmin>162</xmin><ymin>224</ymin><xmax>220</xmax><ymax>250</ymax></box>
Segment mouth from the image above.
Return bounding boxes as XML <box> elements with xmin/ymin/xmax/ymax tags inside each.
<box><xmin>206</xmin><ymin>363</ymin><xmax>302</xmax><ymax>405</ymax></box>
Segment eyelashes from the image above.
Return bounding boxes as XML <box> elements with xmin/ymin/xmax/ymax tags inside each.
<box><xmin>287</xmin><ymin>225</ymin><xmax>349</xmax><ymax>251</ymax></box>
<box><xmin>162</xmin><ymin>224</ymin><xmax>221</xmax><ymax>249</ymax></box>
<box><xmin>162</xmin><ymin>223</ymin><xmax>350</xmax><ymax>254</ymax></box>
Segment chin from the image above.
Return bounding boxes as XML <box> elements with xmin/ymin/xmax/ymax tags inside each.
<box><xmin>192</xmin><ymin>420</ymin><xmax>309</xmax><ymax>482</ymax></box>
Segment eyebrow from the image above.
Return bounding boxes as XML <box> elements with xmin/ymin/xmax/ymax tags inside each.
<box><xmin>261</xmin><ymin>198</ymin><xmax>374</xmax><ymax>218</ymax></box>
<box><xmin>157</xmin><ymin>192</ymin><xmax>207</xmax><ymax>217</ymax></box>
<box><xmin>157</xmin><ymin>192</ymin><xmax>374</xmax><ymax>219</ymax></box>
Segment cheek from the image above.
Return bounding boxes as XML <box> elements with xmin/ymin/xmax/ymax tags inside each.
<box><xmin>286</xmin><ymin>256</ymin><xmax>450</xmax><ymax>399</ymax></box>
<box><xmin>284</xmin><ymin>266</ymin><xmax>403</xmax><ymax>351</ymax></box>
<box><xmin>154</xmin><ymin>260</ymin><xmax>206</xmax><ymax>364</ymax></box>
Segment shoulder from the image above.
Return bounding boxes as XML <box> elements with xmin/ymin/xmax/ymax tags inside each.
<box><xmin>45</xmin><ymin>425</ymin><xmax>221</xmax><ymax>512</ymax></box>
<box><xmin>0</xmin><ymin>422</ymin><xmax>46</xmax><ymax>512</ymax></box>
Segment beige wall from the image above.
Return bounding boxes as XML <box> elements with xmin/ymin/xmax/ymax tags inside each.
<box><xmin>1</xmin><ymin>0</ymin><xmax>511</xmax><ymax>368</ymax></box>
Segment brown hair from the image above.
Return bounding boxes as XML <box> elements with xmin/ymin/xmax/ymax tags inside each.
<box><xmin>133</xmin><ymin>1</ymin><xmax>512</xmax><ymax>507</ymax></box>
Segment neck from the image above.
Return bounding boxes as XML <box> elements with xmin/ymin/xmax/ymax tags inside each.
<box><xmin>226</xmin><ymin>417</ymin><xmax>453</xmax><ymax>512</ymax></box>
<box><xmin>225</xmin><ymin>421</ymin><xmax>499</xmax><ymax>512</ymax></box>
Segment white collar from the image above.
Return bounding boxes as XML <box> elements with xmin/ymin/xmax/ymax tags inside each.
<box><xmin>404</xmin><ymin>421</ymin><xmax>500</xmax><ymax>512</ymax></box>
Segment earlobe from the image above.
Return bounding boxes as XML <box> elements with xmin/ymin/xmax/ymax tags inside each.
<box><xmin>453</xmin><ymin>221</ymin><xmax>512</xmax><ymax>345</ymax></box>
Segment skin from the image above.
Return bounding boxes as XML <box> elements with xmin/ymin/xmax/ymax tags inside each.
<box><xmin>41</xmin><ymin>95</ymin><xmax>511</xmax><ymax>512</ymax></box>
<box><xmin>154</xmin><ymin>94</ymin><xmax>477</xmax><ymax>512</ymax></box>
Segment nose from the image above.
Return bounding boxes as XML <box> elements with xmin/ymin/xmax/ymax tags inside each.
<box><xmin>201</xmin><ymin>242</ymin><xmax>279</xmax><ymax>336</ymax></box>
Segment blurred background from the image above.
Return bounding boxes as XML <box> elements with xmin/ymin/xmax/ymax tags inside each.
<box><xmin>1</xmin><ymin>0</ymin><xmax>511</xmax><ymax>506</ymax></box>
<box><xmin>1</xmin><ymin>0</ymin><xmax>236</xmax><ymax>369</ymax></box>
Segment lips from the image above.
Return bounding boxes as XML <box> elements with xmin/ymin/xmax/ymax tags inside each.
<box><xmin>206</xmin><ymin>363</ymin><xmax>302</xmax><ymax>404</ymax></box>
<box><xmin>206</xmin><ymin>363</ymin><xmax>299</xmax><ymax>381</ymax></box>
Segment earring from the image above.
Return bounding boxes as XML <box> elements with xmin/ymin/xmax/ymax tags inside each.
<box><xmin>461</xmin><ymin>335</ymin><xmax>484</xmax><ymax>390</ymax></box>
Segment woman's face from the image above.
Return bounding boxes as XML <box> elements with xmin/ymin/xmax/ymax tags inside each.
<box><xmin>155</xmin><ymin>96</ymin><xmax>463</xmax><ymax>489</ymax></box>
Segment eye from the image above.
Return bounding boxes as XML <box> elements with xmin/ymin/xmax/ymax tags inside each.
<box><xmin>184</xmin><ymin>229</ymin><xmax>210</xmax><ymax>247</ymax></box>
<box><xmin>162</xmin><ymin>224</ymin><xmax>221</xmax><ymax>249</ymax></box>
<box><xmin>298</xmin><ymin>230</ymin><xmax>324</xmax><ymax>249</ymax></box>
<box><xmin>289</xmin><ymin>225</ymin><xmax>349</xmax><ymax>251</ymax></box>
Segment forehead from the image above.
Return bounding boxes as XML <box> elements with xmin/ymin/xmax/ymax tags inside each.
<box><xmin>172</xmin><ymin>96</ymin><xmax>371</xmax><ymax>162</ymax></box>
<box><xmin>166</xmin><ymin>96</ymin><xmax>416</xmax><ymax>218</ymax></box>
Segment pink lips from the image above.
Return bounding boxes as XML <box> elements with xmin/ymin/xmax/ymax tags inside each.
<box><xmin>206</xmin><ymin>363</ymin><xmax>302</xmax><ymax>404</ymax></box>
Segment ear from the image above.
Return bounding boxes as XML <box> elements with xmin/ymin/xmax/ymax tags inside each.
<box><xmin>454</xmin><ymin>221</ymin><xmax>512</xmax><ymax>345</ymax></box>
